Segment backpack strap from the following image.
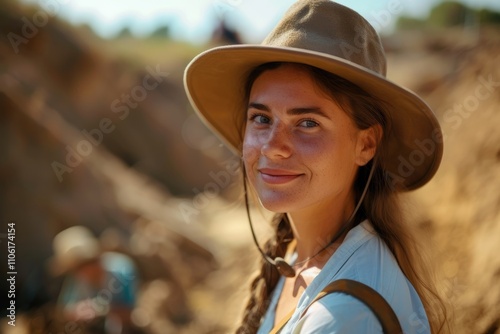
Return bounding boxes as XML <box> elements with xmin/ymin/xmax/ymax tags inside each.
<box><xmin>269</xmin><ymin>279</ymin><xmax>403</xmax><ymax>334</ymax></box>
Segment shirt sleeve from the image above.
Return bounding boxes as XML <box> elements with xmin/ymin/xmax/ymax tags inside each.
<box><xmin>292</xmin><ymin>293</ymin><xmax>383</xmax><ymax>334</ymax></box>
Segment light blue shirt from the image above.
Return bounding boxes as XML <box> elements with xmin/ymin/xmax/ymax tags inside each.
<box><xmin>257</xmin><ymin>220</ymin><xmax>430</xmax><ymax>334</ymax></box>
<box><xmin>59</xmin><ymin>252</ymin><xmax>138</xmax><ymax>311</ymax></box>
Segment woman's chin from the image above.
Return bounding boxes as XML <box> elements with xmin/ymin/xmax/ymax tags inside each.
<box><xmin>258</xmin><ymin>197</ymin><xmax>297</xmax><ymax>214</ymax></box>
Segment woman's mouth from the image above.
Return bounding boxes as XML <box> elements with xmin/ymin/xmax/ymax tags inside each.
<box><xmin>258</xmin><ymin>168</ymin><xmax>303</xmax><ymax>185</ymax></box>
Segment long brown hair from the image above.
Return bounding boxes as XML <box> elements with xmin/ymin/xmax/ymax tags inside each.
<box><xmin>235</xmin><ymin>62</ymin><xmax>448</xmax><ymax>334</ymax></box>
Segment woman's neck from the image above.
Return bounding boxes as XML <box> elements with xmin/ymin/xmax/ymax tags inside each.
<box><xmin>288</xmin><ymin>190</ymin><xmax>356</xmax><ymax>264</ymax></box>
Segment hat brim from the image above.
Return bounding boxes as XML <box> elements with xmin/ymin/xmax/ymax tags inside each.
<box><xmin>184</xmin><ymin>45</ymin><xmax>443</xmax><ymax>191</ymax></box>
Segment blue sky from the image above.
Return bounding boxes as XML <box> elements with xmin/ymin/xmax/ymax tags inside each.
<box><xmin>19</xmin><ymin>0</ymin><xmax>500</xmax><ymax>43</ymax></box>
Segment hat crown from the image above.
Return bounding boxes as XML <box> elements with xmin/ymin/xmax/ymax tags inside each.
<box><xmin>53</xmin><ymin>226</ymin><xmax>100</xmax><ymax>262</ymax></box>
<box><xmin>263</xmin><ymin>0</ymin><xmax>387</xmax><ymax>76</ymax></box>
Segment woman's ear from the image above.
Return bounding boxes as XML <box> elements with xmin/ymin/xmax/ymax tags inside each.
<box><xmin>355</xmin><ymin>124</ymin><xmax>382</xmax><ymax>166</ymax></box>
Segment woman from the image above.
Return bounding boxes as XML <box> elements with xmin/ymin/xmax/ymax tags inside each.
<box><xmin>184</xmin><ymin>0</ymin><xmax>448</xmax><ymax>333</ymax></box>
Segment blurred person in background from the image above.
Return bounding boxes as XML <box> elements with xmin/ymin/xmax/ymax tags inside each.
<box><xmin>184</xmin><ymin>0</ymin><xmax>449</xmax><ymax>333</ymax></box>
<box><xmin>50</xmin><ymin>226</ymin><xmax>140</xmax><ymax>334</ymax></box>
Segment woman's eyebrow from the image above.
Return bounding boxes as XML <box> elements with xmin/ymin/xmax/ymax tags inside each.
<box><xmin>247</xmin><ymin>102</ymin><xmax>269</xmax><ymax>111</ymax></box>
<box><xmin>248</xmin><ymin>103</ymin><xmax>330</xmax><ymax>119</ymax></box>
<box><xmin>287</xmin><ymin>107</ymin><xmax>330</xmax><ymax>119</ymax></box>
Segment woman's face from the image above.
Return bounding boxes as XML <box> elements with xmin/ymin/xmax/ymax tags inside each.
<box><xmin>242</xmin><ymin>64</ymin><xmax>376</xmax><ymax>214</ymax></box>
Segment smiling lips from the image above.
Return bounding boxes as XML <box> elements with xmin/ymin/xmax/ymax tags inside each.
<box><xmin>258</xmin><ymin>168</ymin><xmax>304</xmax><ymax>184</ymax></box>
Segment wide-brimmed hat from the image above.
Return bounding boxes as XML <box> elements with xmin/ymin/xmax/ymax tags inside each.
<box><xmin>184</xmin><ymin>0</ymin><xmax>443</xmax><ymax>190</ymax></box>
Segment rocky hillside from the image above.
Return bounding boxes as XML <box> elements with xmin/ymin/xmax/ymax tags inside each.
<box><xmin>386</xmin><ymin>28</ymin><xmax>500</xmax><ymax>333</ymax></box>
<box><xmin>0</xmin><ymin>3</ymin><xmax>232</xmax><ymax>333</ymax></box>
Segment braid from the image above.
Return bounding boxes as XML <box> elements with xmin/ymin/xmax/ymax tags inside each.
<box><xmin>235</xmin><ymin>214</ymin><xmax>293</xmax><ymax>334</ymax></box>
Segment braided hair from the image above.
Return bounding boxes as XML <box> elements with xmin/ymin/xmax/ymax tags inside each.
<box><xmin>235</xmin><ymin>213</ymin><xmax>293</xmax><ymax>334</ymax></box>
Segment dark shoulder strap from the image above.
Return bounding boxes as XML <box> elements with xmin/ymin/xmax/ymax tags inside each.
<box><xmin>270</xmin><ymin>279</ymin><xmax>403</xmax><ymax>334</ymax></box>
<box><xmin>302</xmin><ymin>279</ymin><xmax>403</xmax><ymax>333</ymax></box>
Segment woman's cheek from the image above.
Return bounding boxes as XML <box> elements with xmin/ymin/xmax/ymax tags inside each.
<box><xmin>242</xmin><ymin>135</ymin><xmax>261</xmax><ymax>180</ymax></box>
<box><xmin>242</xmin><ymin>130</ymin><xmax>260</xmax><ymax>158</ymax></box>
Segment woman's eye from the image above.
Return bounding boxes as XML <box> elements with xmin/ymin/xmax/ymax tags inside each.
<box><xmin>250</xmin><ymin>114</ymin><xmax>271</xmax><ymax>124</ymax></box>
<box><xmin>299</xmin><ymin>119</ymin><xmax>319</xmax><ymax>128</ymax></box>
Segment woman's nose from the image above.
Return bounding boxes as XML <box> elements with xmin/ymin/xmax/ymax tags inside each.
<box><xmin>260</xmin><ymin>122</ymin><xmax>292</xmax><ymax>159</ymax></box>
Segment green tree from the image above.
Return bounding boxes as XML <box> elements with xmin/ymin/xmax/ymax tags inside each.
<box><xmin>396</xmin><ymin>16</ymin><xmax>425</xmax><ymax>30</ymax></box>
<box><xmin>150</xmin><ymin>24</ymin><xmax>171</xmax><ymax>39</ymax></box>
<box><xmin>116</xmin><ymin>26</ymin><xmax>133</xmax><ymax>39</ymax></box>
<box><xmin>427</xmin><ymin>1</ymin><xmax>472</xmax><ymax>27</ymax></box>
<box><xmin>478</xmin><ymin>8</ymin><xmax>500</xmax><ymax>25</ymax></box>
